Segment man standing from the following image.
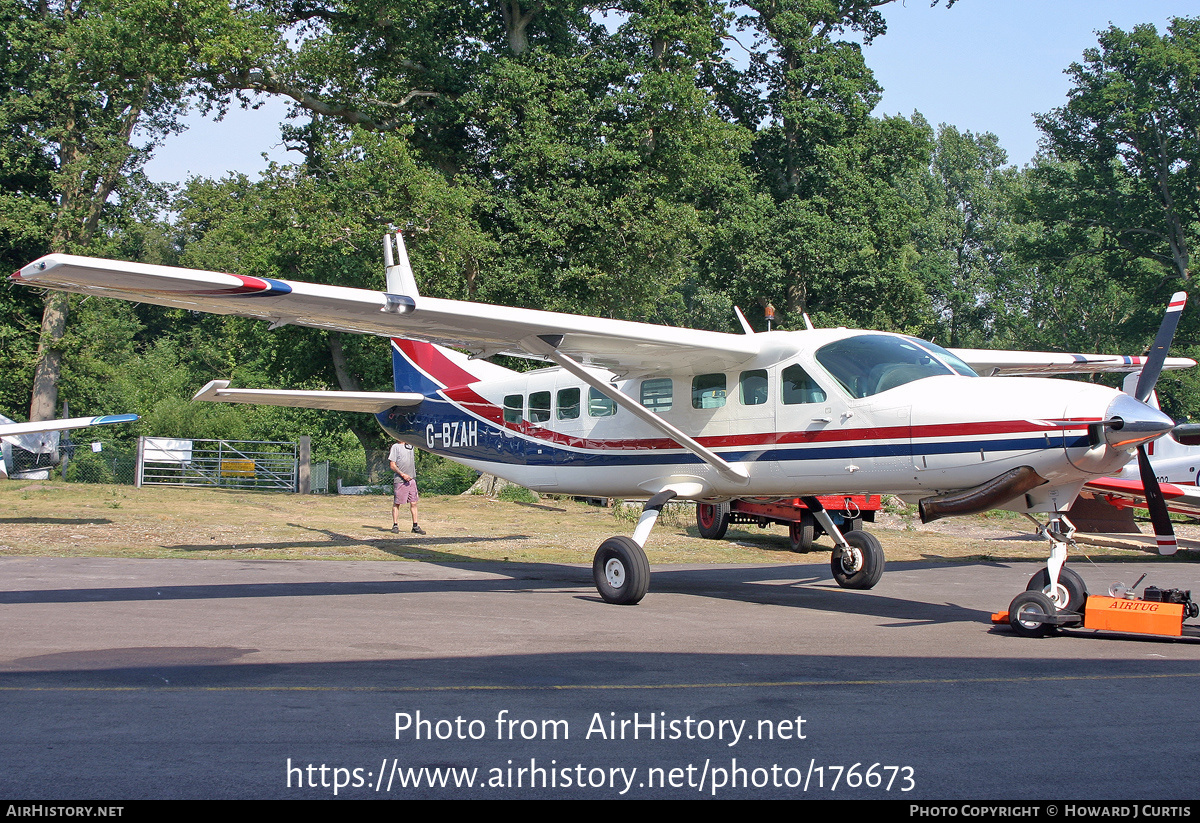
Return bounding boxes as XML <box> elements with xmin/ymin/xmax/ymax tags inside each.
<box><xmin>389</xmin><ymin>440</ymin><xmax>425</xmax><ymax>535</ymax></box>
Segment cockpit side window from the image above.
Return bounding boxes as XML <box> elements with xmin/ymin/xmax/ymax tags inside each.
<box><xmin>781</xmin><ymin>364</ymin><xmax>827</xmax><ymax>405</ymax></box>
<box><xmin>815</xmin><ymin>335</ymin><xmax>967</xmax><ymax>398</ymax></box>
<box><xmin>903</xmin><ymin>337</ymin><xmax>977</xmax><ymax>377</ymax></box>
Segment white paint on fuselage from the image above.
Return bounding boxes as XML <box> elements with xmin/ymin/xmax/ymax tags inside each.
<box><xmin>426</xmin><ymin>338</ymin><xmax>1138</xmax><ymax>509</ymax></box>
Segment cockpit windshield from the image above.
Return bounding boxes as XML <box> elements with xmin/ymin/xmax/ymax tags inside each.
<box><xmin>815</xmin><ymin>334</ymin><xmax>978</xmax><ymax>399</ymax></box>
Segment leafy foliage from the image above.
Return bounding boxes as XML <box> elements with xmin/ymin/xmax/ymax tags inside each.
<box><xmin>5</xmin><ymin>3</ymin><xmax>1200</xmax><ymax>463</ymax></box>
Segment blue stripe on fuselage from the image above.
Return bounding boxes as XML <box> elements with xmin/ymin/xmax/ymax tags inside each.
<box><xmin>373</xmin><ymin>393</ymin><xmax>1088</xmax><ymax>469</ymax></box>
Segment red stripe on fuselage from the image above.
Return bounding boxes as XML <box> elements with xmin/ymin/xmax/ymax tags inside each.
<box><xmin>435</xmin><ymin>380</ymin><xmax>1097</xmax><ymax>452</ymax></box>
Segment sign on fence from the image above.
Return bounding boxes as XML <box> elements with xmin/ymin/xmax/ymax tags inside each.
<box><xmin>137</xmin><ymin>437</ymin><xmax>298</xmax><ymax>492</ymax></box>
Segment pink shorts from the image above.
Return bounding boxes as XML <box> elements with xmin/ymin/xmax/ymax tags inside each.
<box><xmin>393</xmin><ymin>476</ymin><xmax>419</xmax><ymax>504</ymax></box>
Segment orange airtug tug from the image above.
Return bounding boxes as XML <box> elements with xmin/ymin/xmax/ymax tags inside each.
<box><xmin>993</xmin><ymin>574</ymin><xmax>1200</xmax><ymax>639</ymax></box>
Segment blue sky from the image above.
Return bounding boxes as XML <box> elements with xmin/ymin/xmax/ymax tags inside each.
<box><xmin>143</xmin><ymin>0</ymin><xmax>1196</xmax><ymax>185</ymax></box>
<box><xmin>864</xmin><ymin>0</ymin><xmax>1194</xmax><ymax>166</ymax></box>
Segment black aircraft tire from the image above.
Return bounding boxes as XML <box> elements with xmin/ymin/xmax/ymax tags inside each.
<box><xmin>830</xmin><ymin>530</ymin><xmax>885</xmax><ymax>590</ymax></box>
<box><xmin>789</xmin><ymin>512</ymin><xmax>816</xmax><ymax>552</ymax></box>
<box><xmin>1008</xmin><ymin>591</ymin><xmax>1058</xmax><ymax>638</ymax></box>
<box><xmin>1026</xmin><ymin>567</ymin><xmax>1088</xmax><ymax>614</ymax></box>
<box><xmin>696</xmin><ymin>502</ymin><xmax>730</xmax><ymax>540</ymax></box>
<box><xmin>593</xmin><ymin>536</ymin><xmax>651</xmax><ymax>605</ymax></box>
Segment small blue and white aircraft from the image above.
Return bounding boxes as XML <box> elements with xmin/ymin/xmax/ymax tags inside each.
<box><xmin>0</xmin><ymin>413</ymin><xmax>139</xmax><ymax>479</ymax></box>
<box><xmin>12</xmin><ymin>233</ymin><xmax>1193</xmax><ymax>612</ymax></box>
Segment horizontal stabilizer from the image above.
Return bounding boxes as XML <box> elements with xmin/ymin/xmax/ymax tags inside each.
<box><xmin>193</xmin><ymin>380</ymin><xmax>424</xmax><ymax>413</ymax></box>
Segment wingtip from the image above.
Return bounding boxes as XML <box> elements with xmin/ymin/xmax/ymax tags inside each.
<box><xmin>193</xmin><ymin>379</ymin><xmax>232</xmax><ymax>401</ymax></box>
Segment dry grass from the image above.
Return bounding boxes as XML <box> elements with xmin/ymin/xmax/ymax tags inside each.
<box><xmin>0</xmin><ymin>481</ymin><xmax>1162</xmax><ymax>565</ymax></box>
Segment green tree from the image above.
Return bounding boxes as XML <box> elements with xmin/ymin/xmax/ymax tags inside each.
<box><xmin>905</xmin><ymin>121</ymin><xmax>1023</xmax><ymax>348</ymax></box>
<box><xmin>713</xmin><ymin>0</ymin><xmax>933</xmax><ymax>331</ymax></box>
<box><xmin>1033</xmin><ymin>17</ymin><xmax>1200</xmax><ymax>285</ymax></box>
<box><xmin>171</xmin><ymin>129</ymin><xmax>495</xmax><ymax>454</ymax></box>
<box><xmin>1</xmin><ymin>0</ymin><xmax>279</xmax><ymax>422</ymax></box>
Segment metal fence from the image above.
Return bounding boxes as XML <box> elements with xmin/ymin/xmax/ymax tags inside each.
<box><xmin>137</xmin><ymin>437</ymin><xmax>298</xmax><ymax>491</ymax></box>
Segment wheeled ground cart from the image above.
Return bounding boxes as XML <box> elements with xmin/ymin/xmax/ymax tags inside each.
<box><xmin>994</xmin><ymin>571</ymin><xmax>1200</xmax><ymax>639</ymax></box>
<box><xmin>695</xmin><ymin>495</ymin><xmax>883</xmax><ymax>552</ymax></box>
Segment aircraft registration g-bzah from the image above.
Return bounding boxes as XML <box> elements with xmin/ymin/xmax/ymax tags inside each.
<box><xmin>12</xmin><ymin>233</ymin><xmax>1194</xmax><ymax>613</ymax></box>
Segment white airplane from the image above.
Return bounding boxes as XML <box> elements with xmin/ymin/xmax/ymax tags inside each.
<box><xmin>0</xmin><ymin>413</ymin><xmax>140</xmax><ymax>479</ymax></box>
<box><xmin>12</xmin><ymin>234</ymin><xmax>1193</xmax><ymax>613</ymax></box>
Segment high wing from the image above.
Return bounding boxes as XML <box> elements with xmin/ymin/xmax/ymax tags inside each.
<box><xmin>0</xmin><ymin>413</ymin><xmax>140</xmax><ymax>441</ymax></box>
<box><xmin>13</xmin><ymin>255</ymin><xmax>765</xmax><ymax>375</ymax></box>
<box><xmin>192</xmin><ymin>380</ymin><xmax>423</xmax><ymax>413</ymax></box>
<box><xmin>1082</xmin><ymin>476</ymin><xmax>1200</xmax><ymax>519</ymax></box>
<box><xmin>17</xmin><ymin>253</ymin><xmax>1193</xmax><ymax>377</ymax></box>
<box><xmin>951</xmin><ymin>348</ymin><xmax>1196</xmax><ymax>376</ymax></box>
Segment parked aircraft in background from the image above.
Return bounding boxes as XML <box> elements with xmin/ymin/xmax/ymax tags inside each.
<box><xmin>12</xmin><ymin>235</ymin><xmax>1192</xmax><ymax>615</ymax></box>
<box><xmin>0</xmin><ymin>413</ymin><xmax>139</xmax><ymax>479</ymax></box>
<box><xmin>1078</xmin><ymin>373</ymin><xmax>1200</xmax><ymax>530</ymax></box>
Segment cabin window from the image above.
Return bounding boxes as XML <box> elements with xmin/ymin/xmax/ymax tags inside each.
<box><xmin>640</xmin><ymin>378</ymin><xmax>673</xmax><ymax>412</ymax></box>
<box><xmin>557</xmin><ymin>388</ymin><xmax>580</xmax><ymax>420</ymax></box>
<box><xmin>739</xmin><ymin>370</ymin><xmax>768</xmax><ymax>406</ymax></box>
<box><xmin>503</xmin><ymin>394</ymin><xmax>523</xmax><ymax>424</ymax></box>
<box><xmin>588</xmin><ymin>388</ymin><xmax>616</xmax><ymax>417</ymax></box>
<box><xmin>529</xmin><ymin>391</ymin><xmax>551</xmax><ymax>423</ymax></box>
<box><xmin>692</xmin><ymin>374</ymin><xmax>726</xmax><ymax>409</ymax></box>
<box><xmin>781</xmin><ymin>364</ymin><xmax>827</xmax><ymax>405</ymax></box>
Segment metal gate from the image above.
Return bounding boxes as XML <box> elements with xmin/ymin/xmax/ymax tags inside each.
<box><xmin>137</xmin><ymin>437</ymin><xmax>298</xmax><ymax>491</ymax></box>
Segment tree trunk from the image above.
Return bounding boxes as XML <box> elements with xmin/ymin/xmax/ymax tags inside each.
<box><xmin>29</xmin><ymin>292</ymin><xmax>68</xmax><ymax>422</ymax></box>
<box><xmin>328</xmin><ymin>332</ymin><xmax>388</xmax><ymax>455</ymax></box>
<box><xmin>496</xmin><ymin>0</ymin><xmax>538</xmax><ymax>56</ymax></box>
<box><xmin>464</xmin><ymin>472</ymin><xmax>537</xmax><ymax>499</ymax></box>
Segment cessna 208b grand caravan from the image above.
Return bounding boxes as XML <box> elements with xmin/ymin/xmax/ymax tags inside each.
<box><xmin>13</xmin><ymin>232</ymin><xmax>1194</xmax><ymax>613</ymax></box>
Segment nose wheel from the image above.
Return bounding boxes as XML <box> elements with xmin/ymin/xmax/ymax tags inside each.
<box><xmin>1026</xmin><ymin>566</ymin><xmax>1088</xmax><ymax>614</ymax></box>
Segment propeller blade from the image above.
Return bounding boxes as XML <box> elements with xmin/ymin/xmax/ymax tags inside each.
<box><xmin>1134</xmin><ymin>292</ymin><xmax>1187</xmax><ymax>403</ymax></box>
<box><xmin>1137</xmin><ymin>445</ymin><xmax>1178</xmax><ymax>555</ymax></box>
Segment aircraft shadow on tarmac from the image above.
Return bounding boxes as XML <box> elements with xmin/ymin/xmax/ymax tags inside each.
<box><xmin>0</xmin><ymin>557</ymin><xmax>997</xmax><ymax>627</ymax></box>
<box><xmin>158</xmin><ymin>519</ymin><xmax>1192</xmax><ymax>568</ymax></box>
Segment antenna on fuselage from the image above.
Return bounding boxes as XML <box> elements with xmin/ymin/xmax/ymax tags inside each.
<box><xmin>383</xmin><ymin>227</ymin><xmax>420</xmax><ymax>299</ymax></box>
<box><xmin>733</xmin><ymin>306</ymin><xmax>755</xmax><ymax>335</ymax></box>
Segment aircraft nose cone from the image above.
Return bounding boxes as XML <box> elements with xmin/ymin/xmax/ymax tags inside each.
<box><xmin>1103</xmin><ymin>393</ymin><xmax>1175</xmax><ymax>449</ymax></box>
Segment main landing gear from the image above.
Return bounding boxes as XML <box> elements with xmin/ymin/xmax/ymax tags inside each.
<box><xmin>592</xmin><ymin>493</ymin><xmax>886</xmax><ymax>605</ymax></box>
<box><xmin>695</xmin><ymin>496</ymin><xmax>884</xmax><ymax>590</ymax></box>
<box><xmin>591</xmin><ymin>490</ymin><xmax>675</xmax><ymax>605</ymax></box>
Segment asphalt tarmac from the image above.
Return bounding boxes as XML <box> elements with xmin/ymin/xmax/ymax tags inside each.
<box><xmin>2</xmin><ymin>555</ymin><xmax>1199</xmax><ymax>799</ymax></box>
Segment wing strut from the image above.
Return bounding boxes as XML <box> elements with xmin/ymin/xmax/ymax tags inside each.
<box><xmin>524</xmin><ymin>335</ymin><xmax>750</xmax><ymax>486</ymax></box>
